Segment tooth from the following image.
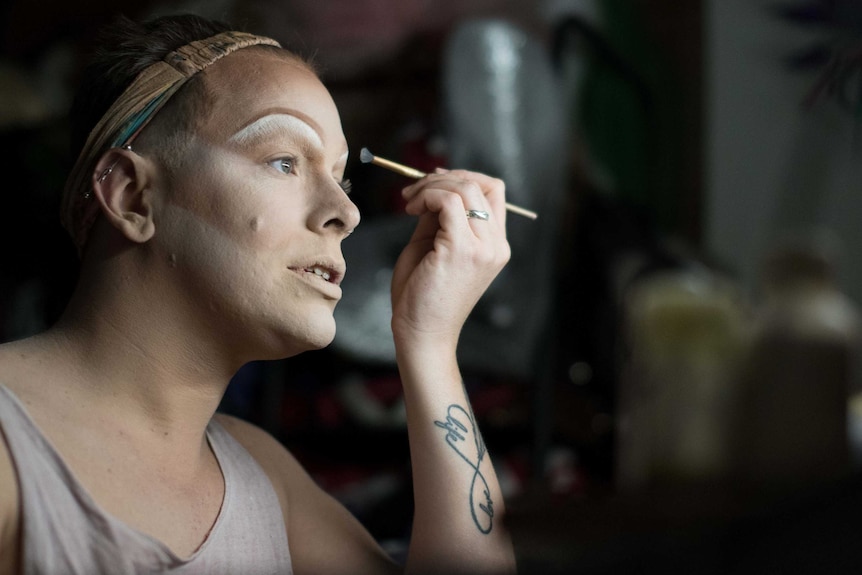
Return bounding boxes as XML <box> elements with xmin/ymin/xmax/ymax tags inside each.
<box><xmin>311</xmin><ymin>267</ymin><xmax>331</xmax><ymax>281</ymax></box>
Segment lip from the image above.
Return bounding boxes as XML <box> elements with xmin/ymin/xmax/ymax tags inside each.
<box><xmin>288</xmin><ymin>260</ymin><xmax>345</xmax><ymax>300</ymax></box>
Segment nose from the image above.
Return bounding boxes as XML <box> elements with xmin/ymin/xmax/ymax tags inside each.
<box><xmin>313</xmin><ymin>177</ymin><xmax>361</xmax><ymax>236</ymax></box>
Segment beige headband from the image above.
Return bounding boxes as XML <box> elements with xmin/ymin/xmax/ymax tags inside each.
<box><xmin>61</xmin><ymin>30</ymin><xmax>282</xmax><ymax>254</ymax></box>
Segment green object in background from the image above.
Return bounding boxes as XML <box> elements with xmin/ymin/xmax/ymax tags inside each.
<box><xmin>576</xmin><ymin>0</ymin><xmax>685</xmax><ymax>236</ymax></box>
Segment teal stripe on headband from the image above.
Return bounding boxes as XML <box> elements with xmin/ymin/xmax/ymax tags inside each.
<box><xmin>110</xmin><ymin>89</ymin><xmax>174</xmax><ymax>148</ymax></box>
<box><xmin>63</xmin><ymin>30</ymin><xmax>283</xmax><ymax>255</ymax></box>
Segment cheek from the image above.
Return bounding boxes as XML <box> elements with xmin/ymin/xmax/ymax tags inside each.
<box><xmin>241</xmin><ymin>213</ymin><xmax>294</xmax><ymax>250</ymax></box>
<box><xmin>158</xmin><ymin>209</ymin><xmax>281</xmax><ymax>313</ymax></box>
<box><xmin>160</xmin><ymin>208</ymin><xmax>278</xmax><ymax>274</ymax></box>
<box><xmin>171</xmin><ymin>166</ymin><xmax>294</xmax><ymax>250</ymax></box>
<box><xmin>162</xmin><ymin>144</ymin><xmax>313</xmax><ymax>260</ymax></box>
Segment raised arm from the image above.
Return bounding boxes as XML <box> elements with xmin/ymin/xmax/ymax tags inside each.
<box><xmin>391</xmin><ymin>169</ymin><xmax>517</xmax><ymax>575</ymax></box>
<box><xmin>223</xmin><ymin>169</ymin><xmax>517</xmax><ymax>575</ymax></box>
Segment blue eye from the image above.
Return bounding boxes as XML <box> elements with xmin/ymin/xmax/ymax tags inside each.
<box><xmin>268</xmin><ymin>156</ymin><xmax>295</xmax><ymax>175</ymax></box>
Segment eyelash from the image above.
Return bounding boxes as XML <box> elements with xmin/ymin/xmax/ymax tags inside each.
<box><xmin>267</xmin><ymin>156</ymin><xmax>351</xmax><ymax>194</ymax></box>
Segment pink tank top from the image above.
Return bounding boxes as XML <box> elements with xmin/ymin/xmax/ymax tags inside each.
<box><xmin>0</xmin><ymin>384</ymin><xmax>293</xmax><ymax>574</ymax></box>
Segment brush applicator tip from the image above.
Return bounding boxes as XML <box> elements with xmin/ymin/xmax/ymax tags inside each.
<box><xmin>357</xmin><ymin>145</ymin><xmax>537</xmax><ymax>219</ymax></box>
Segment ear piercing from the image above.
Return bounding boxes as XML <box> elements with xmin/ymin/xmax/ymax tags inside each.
<box><xmin>96</xmin><ymin>145</ymin><xmax>133</xmax><ymax>184</ymax></box>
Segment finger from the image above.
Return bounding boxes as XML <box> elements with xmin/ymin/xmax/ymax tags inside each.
<box><xmin>404</xmin><ymin>180</ymin><xmax>492</xmax><ymax>238</ymax></box>
<box><xmin>403</xmin><ymin>171</ymin><xmax>506</xmax><ymax>232</ymax></box>
<box><xmin>404</xmin><ymin>186</ymin><xmax>473</xmax><ymax>239</ymax></box>
<box><xmin>435</xmin><ymin>169</ymin><xmax>507</xmax><ymax>229</ymax></box>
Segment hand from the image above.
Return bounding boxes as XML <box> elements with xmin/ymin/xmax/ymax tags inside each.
<box><xmin>390</xmin><ymin>169</ymin><xmax>511</xmax><ymax>354</ymax></box>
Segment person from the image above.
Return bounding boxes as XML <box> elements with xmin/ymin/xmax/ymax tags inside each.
<box><xmin>0</xmin><ymin>12</ymin><xmax>516</xmax><ymax>575</ymax></box>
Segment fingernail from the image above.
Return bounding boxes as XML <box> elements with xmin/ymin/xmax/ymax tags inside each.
<box><xmin>434</xmin><ymin>167</ymin><xmax>449</xmax><ymax>174</ymax></box>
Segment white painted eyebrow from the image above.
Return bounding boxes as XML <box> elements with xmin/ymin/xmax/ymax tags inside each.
<box><xmin>229</xmin><ymin>114</ymin><xmax>323</xmax><ymax>148</ymax></box>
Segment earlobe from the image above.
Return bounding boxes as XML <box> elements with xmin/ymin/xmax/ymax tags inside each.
<box><xmin>91</xmin><ymin>148</ymin><xmax>156</xmax><ymax>244</ymax></box>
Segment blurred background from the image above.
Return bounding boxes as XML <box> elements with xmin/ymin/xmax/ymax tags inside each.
<box><xmin>2</xmin><ymin>0</ymin><xmax>862</xmax><ymax>572</ymax></box>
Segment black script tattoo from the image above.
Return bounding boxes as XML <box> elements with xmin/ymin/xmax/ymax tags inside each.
<box><xmin>434</xmin><ymin>404</ymin><xmax>494</xmax><ymax>534</ymax></box>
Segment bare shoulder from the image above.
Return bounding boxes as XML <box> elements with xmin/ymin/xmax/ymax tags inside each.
<box><xmin>0</xmin><ymin>336</ymin><xmax>63</xmax><ymax>399</ymax></box>
<box><xmin>212</xmin><ymin>413</ymin><xmax>400</xmax><ymax>575</ymax></box>
<box><xmin>0</xmin><ymin>339</ymin><xmax>29</xmax><ymax>375</ymax></box>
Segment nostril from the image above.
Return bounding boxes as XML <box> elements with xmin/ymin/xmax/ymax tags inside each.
<box><xmin>324</xmin><ymin>217</ymin><xmax>347</xmax><ymax>229</ymax></box>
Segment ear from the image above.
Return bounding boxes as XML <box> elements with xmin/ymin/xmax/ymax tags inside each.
<box><xmin>91</xmin><ymin>148</ymin><xmax>156</xmax><ymax>244</ymax></box>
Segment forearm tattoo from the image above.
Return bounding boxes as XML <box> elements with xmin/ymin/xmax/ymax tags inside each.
<box><xmin>434</xmin><ymin>404</ymin><xmax>494</xmax><ymax>534</ymax></box>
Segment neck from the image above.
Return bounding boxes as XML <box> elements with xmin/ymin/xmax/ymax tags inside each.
<box><xmin>39</xmin><ymin>229</ymin><xmax>282</xmax><ymax>447</ymax></box>
<box><xmin>39</xmin><ymin>322</ymin><xmax>231</xmax><ymax>443</ymax></box>
<box><xmin>43</xmin><ymin>265</ymin><xmax>245</xmax><ymax>443</ymax></box>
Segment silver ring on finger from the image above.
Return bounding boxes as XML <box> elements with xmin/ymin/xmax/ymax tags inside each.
<box><xmin>465</xmin><ymin>209</ymin><xmax>490</xmax><ymax>221</ymax></box>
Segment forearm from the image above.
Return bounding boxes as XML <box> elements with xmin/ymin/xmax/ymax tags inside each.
<box><xmin>396</xmin><ymin>342</ymin><xmax>517</xmax><ymax>575</ymax></box>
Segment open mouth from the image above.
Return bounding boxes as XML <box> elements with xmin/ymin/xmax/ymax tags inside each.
<box><xmin>290</xmin><ymin>264</ymin><xmax>343</xmax><ymax>286</ymax></box>
<box><xmin>305</xmin><ymin>266</ymin><xmax>333</xmax><ymax>282</ymax></box>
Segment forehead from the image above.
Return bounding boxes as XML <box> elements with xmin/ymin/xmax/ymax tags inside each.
<box><xmin>195</xmin><ymin>49</ymin><xmax>344</xmax><ymax>148</ymax></box>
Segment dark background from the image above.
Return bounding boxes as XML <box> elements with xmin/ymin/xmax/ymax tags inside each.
<box><xmin>3</xmin><ymin>1</ymin><xmax>862</xmax><ymax>573</ymax></box>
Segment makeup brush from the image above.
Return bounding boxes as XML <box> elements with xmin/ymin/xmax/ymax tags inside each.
<box><xmin>359</xmin><ymin>147</ymin><xmax>538</xmax><ymax>220</ymax></box>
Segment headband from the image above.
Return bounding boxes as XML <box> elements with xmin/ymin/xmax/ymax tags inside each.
<box><xmin>61</xmin><ymin>30</ymin><xmax>282</xmax><ymax>254</ymax></box>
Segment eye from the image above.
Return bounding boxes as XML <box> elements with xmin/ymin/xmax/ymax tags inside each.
<box><xmin>339</xmin><ymin>178</ymin><xmax>353</xmax><ymax>195</ymax></box>
<box><xmin>268</xmin><ymin>156</ymin><xmax>296</xmax><ymax>175</ymax></box>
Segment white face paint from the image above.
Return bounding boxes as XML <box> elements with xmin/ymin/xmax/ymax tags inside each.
<box><xmin>149</xmin><ymin>52</ymin><xmax>359</xmax><ymax>364</ymax></box>
<box><xmin>229</xmin><ymin>113</ymin><xmax>324</xmax><ymax>150</ymax></box>
<box><xmin>228</xmin><ymin>112</ymin><xmax>350</xmax><ymax>185</ymax></box>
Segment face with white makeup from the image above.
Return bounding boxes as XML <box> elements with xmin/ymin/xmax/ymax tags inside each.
<box><xmin>142</xmin><ymin>48</ymin><xmax>360</xmax><ymax>360</ymax></box>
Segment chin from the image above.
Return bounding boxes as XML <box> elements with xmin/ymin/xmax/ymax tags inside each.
<box><xmin>249</xmin><ymin>301</ymin><xmax>339</xmax><ymax>357</ymax></box>
<box><xmin>305</xmin><ymin>331</ymin><xmax>336</xmax><ymax>351</ymax></box>
<box><xmin>262</xmin><ymin>330</ymin><xmax>335</xmax><ymax>360</ymax></box>
<box><xmin>290</xmin><ymin>316</ymin><xmax>338</xmax><ymax>353</ymax></box>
